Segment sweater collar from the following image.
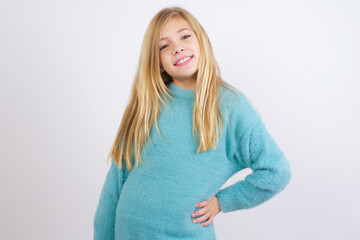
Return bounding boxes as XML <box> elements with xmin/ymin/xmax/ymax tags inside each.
<box><xmin>168</xmin><ymin>81</ymin><xmax>195</xmax><ymax>99</ymax></box>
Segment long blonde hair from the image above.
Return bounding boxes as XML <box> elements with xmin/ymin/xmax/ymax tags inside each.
<box><xmin>107</xmin><ymin>6</ymin><xmax>240</xmax><ymax>171</ymax></box>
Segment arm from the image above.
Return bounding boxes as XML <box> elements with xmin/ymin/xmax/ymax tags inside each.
<box><xmin>94</xmin><ymin>157</ymin><xmax>126</xmax><ymax>240</ymax></box>
<box><xmin>216</xmin><ymin>93</ymin><xmax>292</xmax><ymax>213</ymax></box>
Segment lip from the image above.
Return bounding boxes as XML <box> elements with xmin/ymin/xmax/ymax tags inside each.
<box><xmin>174</xmin><ymin>55</ymin><xmax>194</xmax><ymax>66</ymax></box>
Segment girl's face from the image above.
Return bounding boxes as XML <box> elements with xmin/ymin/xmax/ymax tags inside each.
<box><xmin>159</xmin><ymin>16</ymin><xmax>200</xmax><ymax>89</ymax></box>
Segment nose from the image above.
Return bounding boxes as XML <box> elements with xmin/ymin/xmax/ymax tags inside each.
<box><xmin>172</xmin><ymin>45</ymin><xmax>184</xmax><ymax>55</ymax></box>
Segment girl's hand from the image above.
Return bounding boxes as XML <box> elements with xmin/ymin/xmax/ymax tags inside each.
<box><xmin>191</xmin><ymin>195</ymin><xmax>221</xmax><ymax>227</ymax></box>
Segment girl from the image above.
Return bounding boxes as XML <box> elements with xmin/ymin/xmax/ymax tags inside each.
<box><xmin>94</xmin><ymin>6</ymin><xmax>291</xmax><ymax>240</ymax></box>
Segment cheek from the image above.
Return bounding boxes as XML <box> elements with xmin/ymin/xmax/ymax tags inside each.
<box><xmin>190</xmin><ymin>42</ymin><xmax>200</xmax><ymax>55</ymax></box>
<box><xmin>195</xmin><ymin>42</ymin><xmax>200</xmax><ymax>53</ymax></box>
<box><xmin>160</xmin><ymin>55</ymin><xmax>170</xmax><ymax>67</ymax></box>
<box><xmin>159</xmin><ymin>55</ymin><xmax>164</xmax><ymax>67</ymax></box>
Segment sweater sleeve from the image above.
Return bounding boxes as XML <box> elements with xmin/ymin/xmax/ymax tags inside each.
<box><xmin>94</xmin><ymin>157</ymin><xmax>127</xmax><ymax>240</ymax></box>
<box><xmin>215</xmin><ymin>93</ymin><xmax>292</xmax><ymax>213</ymax></box>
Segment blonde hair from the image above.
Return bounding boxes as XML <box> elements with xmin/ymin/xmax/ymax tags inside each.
<box><xmin>107</xmin><ymin>6</ymin><xmax>240</xmax><ymax>171</ymax></box>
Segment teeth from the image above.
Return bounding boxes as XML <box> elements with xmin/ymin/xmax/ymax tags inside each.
<box><xmin>176</xmin><ymin>56</ymin><xmax>191</xmax><ymax>65</ymax></box>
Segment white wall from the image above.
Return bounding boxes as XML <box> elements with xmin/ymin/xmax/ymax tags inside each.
<box><xmin>1</xmin><ymin>0</ymin><xmax>359</xmax><ymax>239</ymax></box>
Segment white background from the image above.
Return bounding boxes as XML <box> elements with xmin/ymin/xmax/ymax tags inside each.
<box><xmin>1</xmin><ymin>0</ymin><xmax>359</xmax><ymax>239</ymax></box>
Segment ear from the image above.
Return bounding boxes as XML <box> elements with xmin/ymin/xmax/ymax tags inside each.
<box><xmin>160</xmin><ymin>66</ymin><xmax>165</xmax><ymax>73</ymax></box>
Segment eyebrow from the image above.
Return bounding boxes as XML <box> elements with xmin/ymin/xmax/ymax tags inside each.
<box><xmin>160</xmin><ymin>28</ymin><xmax>191</xmax><ymax>41</ymax></box>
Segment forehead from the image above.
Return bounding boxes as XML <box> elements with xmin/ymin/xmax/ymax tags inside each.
<box><xmin>160</xmin><ymin>16</ymin><xmax>193</xmax><ymax>40</ymax></box>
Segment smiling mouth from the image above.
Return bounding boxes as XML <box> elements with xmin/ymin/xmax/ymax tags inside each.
<box><xmin>174</xmin><ymin>55</ymin><xmax>194</xmax><ymax>66</ymax></box>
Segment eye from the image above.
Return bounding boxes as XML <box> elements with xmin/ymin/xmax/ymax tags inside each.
<box><xmin>159</xmin><ymin>35</ymin><xmax>191</xmax><ymax>51</ymax></box>
<box><xmin>160</xmin><ymin>44</ymin><xmax>168</xmax><ymax>51</ymax></box>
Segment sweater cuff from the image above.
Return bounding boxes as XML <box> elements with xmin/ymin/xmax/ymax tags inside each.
<box><xmin>216</xmin><ymin>184</ymin><xmax>244</xmax><ymax>213</ymax></box>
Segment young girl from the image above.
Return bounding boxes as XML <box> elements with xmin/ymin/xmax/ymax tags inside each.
<box><xmin>94</xmin><ymin>6</ymin><xmax>291</xmax><ymax>240</ymax></box>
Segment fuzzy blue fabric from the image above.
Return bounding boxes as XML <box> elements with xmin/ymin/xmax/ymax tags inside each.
<box><xmin>94</xmin><ymin>81</ymin><xmax>292</xmax><ymax>239</ymax></box>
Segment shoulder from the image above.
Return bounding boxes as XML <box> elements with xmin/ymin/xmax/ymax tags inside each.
<box><xmin>218</xmin><ymin>83</ymin><xmax>262</xmax><ymax>129</ymax></box>
<box><xmin>218</xmin><ymin>84</ymin><xmax>245</xmax><ymax>108</ymax></box>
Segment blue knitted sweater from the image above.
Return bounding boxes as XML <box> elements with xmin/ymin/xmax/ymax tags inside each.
<box><xmin>94</xmin><ymin>81</ymin><xmax>292</xmax><ymax>240</ymax></box>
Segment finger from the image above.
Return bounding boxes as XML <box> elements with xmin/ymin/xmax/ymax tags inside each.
<box><xmin>201</xmin><ymin>215</ymin><xmax>214</xmax><ymax>227</ymax></box>
<box><xmin>193</xmin><ymin>212</ymin><xmax>210</xmax><ymax>224</ymax></box>
<box><xmin>193</xmin><ymin>202</ymin><xmax>210</xmax><ymax>217</ymax></box>
<box><xmin>196</xmin><ymin>200</ymin><xmax>209</xmax><ymax>208</ymax></box>
<box><xmin>192</xmin><ymin>205</ymin><xmax>209</xmax><ymax>218</ymax></box>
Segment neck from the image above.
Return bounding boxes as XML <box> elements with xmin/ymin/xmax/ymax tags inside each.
<box><xmin>172</xmin><ymin>79</ymin><xmax>196</xmax><ymax>90</ymax></box>
<box><xmin>168</xmin><ymin>81</ymin><xmax>196</xmax><ymax>99</ymax></box>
